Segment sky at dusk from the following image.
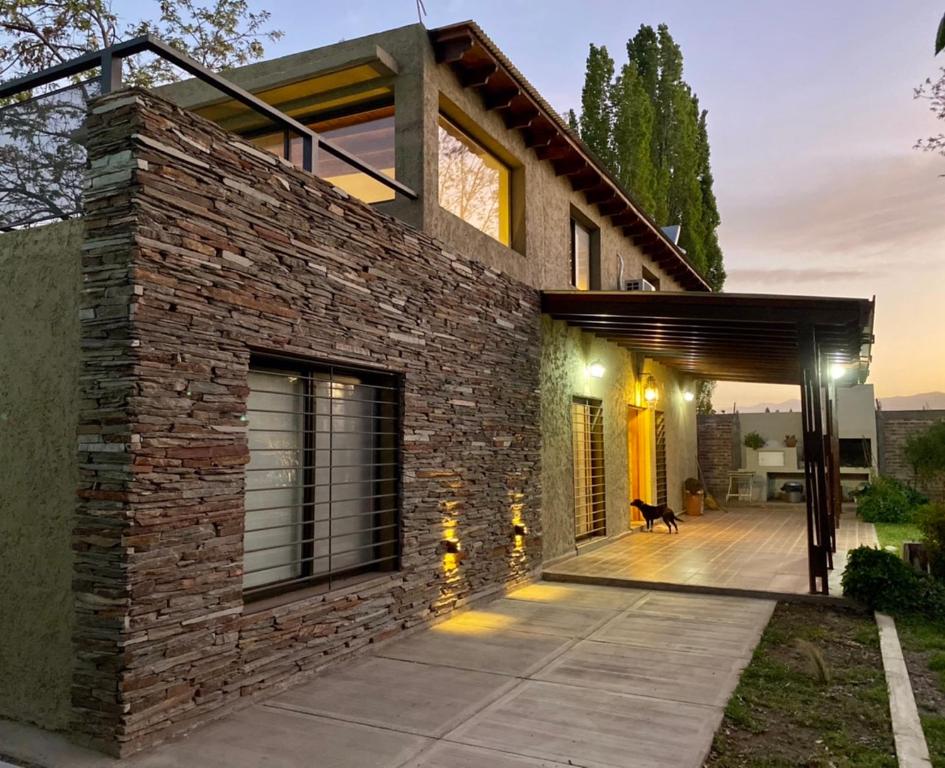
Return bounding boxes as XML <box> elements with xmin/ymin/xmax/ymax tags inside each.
<box><xmin>129</xmin><ymin>0</ymin><xmax>945</xmax><ymax>407</ymax></box>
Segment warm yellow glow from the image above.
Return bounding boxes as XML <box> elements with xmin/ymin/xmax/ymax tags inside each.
<box><xmin>432</xmin><ymin>610</ymin><xmax>517</xmax><ymax>636</ymax></box>
<box><xmin>644</xmin><ymin>376</ymin><xmax>659</xmax><ymax>404</ymax></box>
<box><xmin>437</xmin><ymin>114</ymin><xmax>511</xmax><ymax>246</ymax></box>
<box><xmin>682</xmin><ymin>389</ymin><xmax>695</xmax><ymax>403</ymax></box>
<box><xmin>443</xmin><ymin>552</ymin><xmax>459</xmax><ymax>572</ymax></box>
<box><xmin>587</xmin><ymin>361</ymin><xmax>606</xmax><ymax>379</ymax></box>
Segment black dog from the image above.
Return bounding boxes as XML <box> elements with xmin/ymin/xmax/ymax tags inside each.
<box><xmin>630</xmin><ymin>499</ymin><xmax>681</xmax><ymax>534</ymax></box>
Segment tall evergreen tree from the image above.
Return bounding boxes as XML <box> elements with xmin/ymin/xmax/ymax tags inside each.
<box><xmin>696</xmin><ymin>109</ymin><xmax>726</xmax><ymax>290</ymax></box>
<box><xmin>667</xmin><ymin>88</ymin><xmax>707</xmax><ymax>275</ymax></box>
<box><xmin>579</xmin><ymin>43</ymin><xmax>616</xmax><ymax>167</ymax></box>
<box><xmin>610</xmin><ymin>62</ymin><xmax>656</xmax><ymax>214</ymax></box>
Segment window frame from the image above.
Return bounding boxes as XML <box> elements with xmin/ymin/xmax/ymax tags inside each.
<box><xmin>436</xmin><ymin>112</ymin><xmax>513</xmax><ymax>247</ymax></box>
<box><xmin>570</xmin><ymin>215</ymin><xmax>601</xmax><ymax>290</ymax></box>
<box><xmin>243</xmin><ymin>352</ymin><xmax>404</xmax><ymax>602</ymax></box>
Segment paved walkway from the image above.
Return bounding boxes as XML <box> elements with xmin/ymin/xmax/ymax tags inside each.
<box><xmin>545</xmin><ymin>505</ymin><xmax>877</xmax><ymax>596</ymax></box>
<box><xmin>1</xmin><ymin>583</ymin><xmax>774</xmax><ymax>768</ymax></box>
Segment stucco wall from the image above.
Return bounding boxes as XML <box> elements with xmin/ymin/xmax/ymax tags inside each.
<box><xmin>0</xmin><ymin>220</ymin><xmax>83</xmax><ymax>730</ymax></box>
<box><xmin>540</xmin><ymin>317</ymin><xmax>697</xmax><ymax>562</ymax></box>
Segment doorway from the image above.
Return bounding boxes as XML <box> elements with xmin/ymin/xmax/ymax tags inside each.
<box><xmin>627</xmin><ymin>405</ymin><xmax>649</xmax><ymax>523</ymax></box>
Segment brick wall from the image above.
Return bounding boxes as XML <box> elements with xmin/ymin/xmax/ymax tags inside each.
<box><xmin>877</xmin><ymin>410</ymin><xmax>945</xmax><ymax>500</ymax></box>
<box><xmin>75</xmin><ymin>90</ymin><xmax>542</xmax><ymax>755</ymax></box>
<box><xmin>697</xmin><ymin>414</ymin><xmax>738</xmax><ymax>501</ymax></box>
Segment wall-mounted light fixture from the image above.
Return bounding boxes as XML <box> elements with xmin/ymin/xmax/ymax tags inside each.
<box><xmin>682</xmin><ymin>389</ymin><xmax>695</xmax><ymax>403</ymax></box>
<box><xmin>587</xmin><ymin>360</ymin><xmax>606</xmax><ymax>379</ymax></box>
<box><xmin>643</xmin><ymin>375</ymin><xmax>659</xmax><ymax>405</ymax></box>
<box><xmin>441</xmin><ymin>536</ymin><xmax>462</xmax><ymax>554</ymax></box>
<box><xmin>830</xmin><ymin>363</ymin><xmax>847</xmax><ymax>381</ymax></box>
<box><xmin>512</xmin><ymin>522</ymin><xmax>528</xmax><ymax>537</ymax></box>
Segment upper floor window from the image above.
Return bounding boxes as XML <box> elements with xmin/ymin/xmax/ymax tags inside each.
<box><xmin>251</xmin><ymin>104</ymin><xmax>396</xmax><ymax>204</ymax></box>
<box><xmin>437</xmin><ymin>114</ymin><xmax>511</xmax><ymax>246</ymax></box>
<box><xmin>571</xmin><ymin>219</ymin><xmax>591</xmax><ymax>290</ymax></box>
<box><xmin>243</xmin><ymin>358</ymin><xmax>401</xmax><ymax>600</ymax></box>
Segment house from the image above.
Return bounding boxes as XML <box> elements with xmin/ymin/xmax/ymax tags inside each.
<box><xmin>0</xmin><ymin>22</ymin><xmax>873</xmax><ymax>757</ymax></box>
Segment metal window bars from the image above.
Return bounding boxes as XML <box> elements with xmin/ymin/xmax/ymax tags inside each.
<box><xmin>572</xmin><ymin>397</ymin><xmax>606</xmax><ymax>541</ymax></box>
<box><xmin>243</xmin><ymin>362</ymin><xmax>402</xmax><ymax>600</ymax></box>
<box><xmin>0</xmin><ymin>35</ymin><xmax>417</xmax><ymax>231</ymax></box>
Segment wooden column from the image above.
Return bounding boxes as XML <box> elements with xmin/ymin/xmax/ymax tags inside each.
<box><xmin>799</xmin><ymin>324</ymin><xmax>830</xmax><ymax>594</ymax></box>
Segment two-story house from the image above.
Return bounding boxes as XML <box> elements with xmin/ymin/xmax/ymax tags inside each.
<box><xmin>0</xmin><ymin>21</ymin><xmax>872</xmax><ymax>756</ymax></box>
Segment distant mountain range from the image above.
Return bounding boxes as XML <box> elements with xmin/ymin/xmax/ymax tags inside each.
<box><xmin>733</xmin><ymin>391</ymin><xmax>945</xmax><ymax>414</ymax></box>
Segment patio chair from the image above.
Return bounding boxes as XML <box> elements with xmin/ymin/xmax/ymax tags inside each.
<box><xmin>725</xmin><ymin>471</ymin><xmax>756</xmax><ymax>503</ymax></box>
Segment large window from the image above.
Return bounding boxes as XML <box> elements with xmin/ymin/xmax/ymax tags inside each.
<box><xmin>251</xmin><ymin>104</ymin><xmax>396</xmax><ymax>204</ymax></box>
<box><xmin>437</xmin><ymin>114</ymin><xmax>511</xmax><ymax>246</ymax></box>
<box><xmin>244</xmin><ymin>358</ymin><xmax>401</xmax><ymax>599</ymax></box>
<box><xmin>572</xmin><ymin>397</ymin><xmax>606</xmax><ymax>541</ymax></box>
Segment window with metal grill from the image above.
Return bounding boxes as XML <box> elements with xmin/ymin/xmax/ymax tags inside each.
<box><xmin>655</xmin><ymin>410</ymin><xmax>668</xmax><ymax>506</ymax></box>
<box><xmin>243</xmin><ymin>358</ymin><xmax>401</xmax><ymax>600</ymax></box>
<box><xmin>572</xmin><ymin>397</ymin><xmax>606</xmax><ymax>541</ymax></box>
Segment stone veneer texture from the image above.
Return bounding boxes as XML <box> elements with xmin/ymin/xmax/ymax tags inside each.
<box><xmin>74</xmin><ymin>89</ymin><xmax>542</xmax><ymax>755</ymax></box>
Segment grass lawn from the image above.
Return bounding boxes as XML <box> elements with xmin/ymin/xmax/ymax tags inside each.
<box><xmin>895</xmin><ymin>614</ymin><xmax>945</xmax><ymax>767</ymax></box>
<box><xmin>706</xmin><ymin>602</ymin><xmax>896</xmax><ymax>767</ymax></box>
<box><xmin>873</xmin><ymin>522</ymin><xmax>923</xmax><ymax>556</ymax></box>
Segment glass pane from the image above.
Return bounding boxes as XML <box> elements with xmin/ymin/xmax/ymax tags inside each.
<box><xmin>572</xmin><ymin>220</ymin><xmax>590</xmax><ymax>291</ymax></box>
<box><xmin>437</xmin><ymin>115</ymin><xmax>511</xmax><ymax>246</ymax></box>
<box><xmin>0</xmin><ymin>78</ymin><xmax>100</xmax><ymax>229</ymax></box>
<box><xmin>314</xmin><ymin>110</ymin><xmax>395</xmax><ymax>204</ymax></box>
<box><xmin>244</xmin><ymin>370</ymin><xmax>304</xmax><ymax>589</ymax></box>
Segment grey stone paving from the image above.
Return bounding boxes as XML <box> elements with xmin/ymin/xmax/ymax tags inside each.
<box><xmin>0</xmin><ymin>582</ymin><xmax>774</xmax><ymax>768</ymax></box>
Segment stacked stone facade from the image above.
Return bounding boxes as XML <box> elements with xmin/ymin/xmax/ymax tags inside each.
<box><xmin>697</xmin><ymin>413</ymin><xmax>739</xmax><ymax>501</ymax></box>
<box><xmin>877</xmin><ymin>410</ymin><xmax>945</xmax><ymax>500</ymax></box>
<box><xmin>74</xmin><ymin>89</ymin><xmax>542</xmax><ymax>755</ymax></box>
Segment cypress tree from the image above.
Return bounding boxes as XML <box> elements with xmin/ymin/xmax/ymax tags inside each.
<box><xmin>667</xmin><ymin>88</ymin><xmax>707</xmax><ymax>275</ymax></box>
<box><xmin>579</xmin><ymin>43</ymin><xmax>616</xmax><ymax>166</ymax></box>
<box><xmin>611</xmin><ymin>62</ymin><xmax>656</xmax><ymax>214</ymax></box>
<box><xmin>696</xmin><ymin>109</ymin><xmax>726</xmax><ymax>290</ymax></box>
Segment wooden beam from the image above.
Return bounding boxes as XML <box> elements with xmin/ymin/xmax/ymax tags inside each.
<box><xmin>553</xmin><ymin>157</ymin><xmax>588</xmax><ymax>177</ymax></box>
<box><xmin>504</xmin><ymin>107</ymin><xmax>538</xmax><ymax>129</ymax></box>
<box><xmin>483</xmin><ymin>86</ymin><xmax>520</xmax><ymax>111</ymax></box>
<box><xmin>570</xmin><ymin>173</ymin><xmax>601</xmax><ymax>192</ymax></box>
<box><xmin>434</xmin><ymin>34</ymin><xmax>475</xmax><ymax>64</ymax></box>
<box><xmin>534</xmin><ymin>141</ymin><xmax>571</xmax><ymax>161</ymax></box>
<box><xmin>458</xmin><ymin>61</ymin><xmax>497</xmax><ymax>88</ymax></box>
<box><xmin>597</xmin><ymin>199</ymin><xmax>625</xmax><ymax>216</ymax></box>
<box><xmin>585</xmin><ymin>185</ymin><xmax>616</xmax><ymax>205</ymax></box>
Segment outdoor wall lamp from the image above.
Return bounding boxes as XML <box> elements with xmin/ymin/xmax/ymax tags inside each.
<box><xmin>682</xmin><ymin>389</ymin><xmax>695</xmax><ymax>403</ymax></box>
<box><xmin>643</xmin><ymin>376</ymin><xmax>659</xmax><ymax>404</ymax></box>
<box><xmin>512</xmin><ymin>522</ymin><xmax>528</xmax><ymax>537</ymax></box>
<box><xmin>587</xmin><ymin>360</ymin><xmax>606</xmax><ymax>379</ymax></box>
<box><xmin>441</xmin><ymin>537</ymin><xmax>462</xmax><ymax>554</ymax></box>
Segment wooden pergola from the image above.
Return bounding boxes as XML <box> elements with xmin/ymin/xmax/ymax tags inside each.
<box><xmin>542</xmin><ymin>290</ymin><xmax>875</xmax><ymax>594</ymax></box>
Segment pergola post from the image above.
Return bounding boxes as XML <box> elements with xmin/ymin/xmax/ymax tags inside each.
<box><xmin>799</xmin><ymin>324</ymin><xmax>831</xmax><ymax>594</ymax></box>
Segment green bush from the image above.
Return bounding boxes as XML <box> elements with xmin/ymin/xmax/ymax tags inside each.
<box><xmin>855</xmin><ymin>476</ymin><xmax>927</xmax><ymax>523</ymax></box>
<box><xmin>743</xmin><ymin>431</ymin><xmax>765</xmax><ymax>450</ymax></box>
<box><xmin>917</xmin><ymin>503</ymin><xmax>945</xmax><ymax>580</ymax></box>
<box><xmin>842</xmin><ymin>546</ymin><xmax>945</xmax><ymax>618</ymax></box>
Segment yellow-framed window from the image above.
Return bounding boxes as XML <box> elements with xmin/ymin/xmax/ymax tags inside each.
<box><xmin>437</xmin><ymin>114</ymin><xmax>511</xmax><ymax>246</ymax></box>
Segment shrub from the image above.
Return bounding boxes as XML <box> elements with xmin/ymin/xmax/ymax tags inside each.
<box><xmin>842</xmin><ymin>546</ymin><xmax>945</xmax><ymax>618</ymax></box>
<box><xmin>855</xmin><ymin>475</ymin><xmax>926</xmax><ymax>523</ymax></box>
<box><xmin>743</xmin><ymin>431</ymin><xmax>765</xmax><ymax>450</ymax></box>
<box><xmin>917</xmin><ymin>503</ymin><xmax>945</xmax><ymax>580</ymax></box>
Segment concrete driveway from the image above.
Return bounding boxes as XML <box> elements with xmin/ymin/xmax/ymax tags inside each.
<box><xmin>1</xmin><ymin>583</ymin><xmax>774</xmax><ymax>768</ymax></box>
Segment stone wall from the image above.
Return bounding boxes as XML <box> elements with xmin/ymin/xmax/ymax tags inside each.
<box><xmin>877</xmin><ymin>410</ymin><xmax>945</xmax><ymax>500</ymax></box>
<box><xmin>74</xmin><ymin>89</ymin><xmax>542</xmax><ymax>756</ymax></box>
<box><xmin>0</xmin><ymin>220</ymin><xmax>83</xmax><ymax>731</ymax></box>
<box><xmin>697</xmin><ymin>413</ymin><xmax>738</xmax><ymax>501</ymax></box>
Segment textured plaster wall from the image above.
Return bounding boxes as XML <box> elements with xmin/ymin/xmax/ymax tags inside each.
<box><xmin>539</xmin><ymin>317</ymin><xmax>697</xmax><ymax>562</ymax></box>
<box><xmin>0</xmin><ymin>220</ymin><xmax>83</xmax><ymax>730</ymax></box>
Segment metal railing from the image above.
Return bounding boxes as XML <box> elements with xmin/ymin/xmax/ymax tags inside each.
<box><xmin>0</xmin><ymin>35</ymin><xmax>416</xmax><ymax>230</ymax></box>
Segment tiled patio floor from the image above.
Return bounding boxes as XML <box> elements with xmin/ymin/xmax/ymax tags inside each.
<box><xmin>0</xmin><ymin>583</ymin><xmax>774</xmax><ymax>768</ymax></box>
<box><xmin>544</xmin><ymin>504</ymin><xmax>877</xmax><ymax>596</ymax></box>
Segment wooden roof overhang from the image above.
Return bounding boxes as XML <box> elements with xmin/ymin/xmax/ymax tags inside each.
<box><xmin>541</xmin><ymin>291</ymin><xmax>875</xmax><ymax>386</ymax></box>
<box><xmin>430</xmin><ymin>22</ymin><xmax>711</xmax><ymax>293</ymax></box>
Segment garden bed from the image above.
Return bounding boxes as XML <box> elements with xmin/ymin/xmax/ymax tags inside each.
<box><xmin>706</xmin><ymin>602</ymin><xmax>896</xmax><ymax>767</ymax></box>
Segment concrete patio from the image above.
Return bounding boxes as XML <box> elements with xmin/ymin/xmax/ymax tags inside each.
<box><xmin>545</xmin><ymin>504</ymin><xmax>878</xmax><ymax>597</ymax></box>
<box><xmin>1</xmin><ymin>582</ymin><xmax>774</xmax><ymax>768</ymax></box>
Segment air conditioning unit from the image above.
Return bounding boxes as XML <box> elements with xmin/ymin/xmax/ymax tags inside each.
<box><xmin>625</xmin><ymin>278</ymin><xmax>657</xmax><ymax>292</ymax></box>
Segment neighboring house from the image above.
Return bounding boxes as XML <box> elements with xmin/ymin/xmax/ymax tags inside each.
<box><xmin>0</xmin><ymin>21</ymin><xmax>872</xmax><ymax>757</ymax></box>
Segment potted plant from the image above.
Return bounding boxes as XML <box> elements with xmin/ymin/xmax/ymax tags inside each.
<box><xmin>743</xmin><ymin>431</ymin><xmax>766</xmax><ymax>450</ymax></box>
<box><xmin>784</xmin><ymin>434</ymin><xmax>798</xmax><ymax>448</ymax></box>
